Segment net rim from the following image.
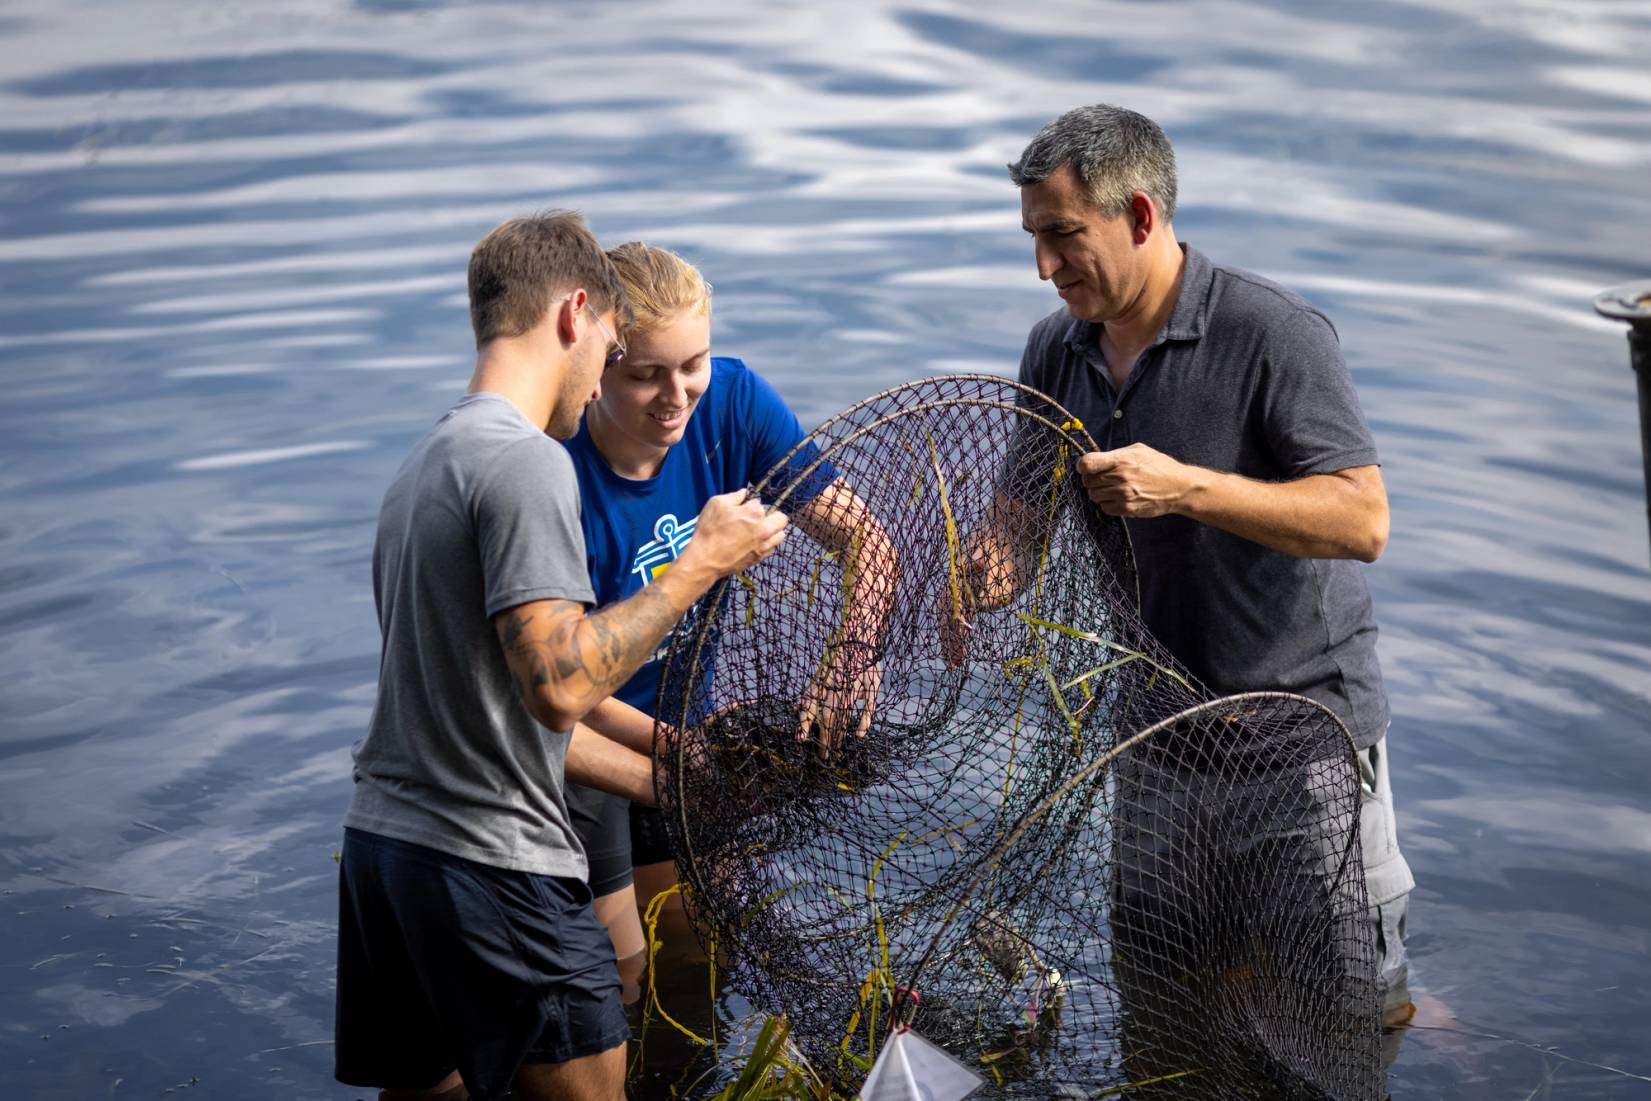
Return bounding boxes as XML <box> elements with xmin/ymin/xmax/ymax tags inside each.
<box><xmin>658</xmin><ymin>377</ymin><xmax>1130</xmax><ymax>898</ymax></box>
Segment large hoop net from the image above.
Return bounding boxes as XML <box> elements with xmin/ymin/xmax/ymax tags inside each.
<box><xmin>654</xmin><ymin>375</ymin><xmax>1380</xmax><ymax>1098</ymax></box>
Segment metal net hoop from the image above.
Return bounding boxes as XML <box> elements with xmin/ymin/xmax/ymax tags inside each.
<box><xmin>652</xmin><ymin>374</ymin><xmax>1380</xmax><ymax>1098</ymax></box>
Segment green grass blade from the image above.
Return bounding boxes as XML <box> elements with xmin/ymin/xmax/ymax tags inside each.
<box><xmin>1059</xmin><ymin>654</ymin><xmax>1140</xmax><ymax>691</ymax></box>
<box><xmin>1016</xmin><ymin>612</ymin><xmax>1192</xmax><ymax>690</ymax></box>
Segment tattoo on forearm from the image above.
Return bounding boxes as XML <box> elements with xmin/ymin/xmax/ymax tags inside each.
<box><xmin>501</xmin><ymin>611</ymin><xmax>529</xmax><ymax>650</ymax></box>
<box><xmin>499</xmin><ymin>609</ymin><xmax>549</xmax><ymax>698</ymax></box>
<box><xmin>574</xmin><ymin>585</ymin><xmax>681</xmax><ymax>693</ymax></box>
<box><xmin>500</xmin><ymin>583</ymin><xmax>687</xmax><ymax>717</ymax></box>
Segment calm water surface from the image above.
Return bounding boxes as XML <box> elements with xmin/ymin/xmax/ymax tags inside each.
<box><xmin>3</xmin><ymin>2</ymin><xmax>1650</xmax><ymax>1097</ymax></box>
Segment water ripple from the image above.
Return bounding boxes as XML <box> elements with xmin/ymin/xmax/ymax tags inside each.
<box><xmin>1</xmin><ymin>1</ymin><xmax>1649</xmax><ymax>1097</ymax></box>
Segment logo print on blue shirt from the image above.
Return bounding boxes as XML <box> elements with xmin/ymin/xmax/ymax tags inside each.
<box><xmin>629</xmin><ymin>513</ymin><xmax>697</xmax><ymax>586</ymax></box>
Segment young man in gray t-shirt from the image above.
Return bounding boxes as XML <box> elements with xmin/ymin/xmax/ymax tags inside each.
<box><xmin>335</xmin><ymin>213</ymin><xmax>787</xmax><ymax>1101</ymax></box>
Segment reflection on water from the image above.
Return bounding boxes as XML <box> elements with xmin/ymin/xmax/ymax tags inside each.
<box><xmin>2</xmin><ymin>1</ymin><xmax>1649</xmax><ymax>1097</ymax></box>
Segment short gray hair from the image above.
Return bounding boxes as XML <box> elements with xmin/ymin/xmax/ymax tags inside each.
<box><xmin>1007</xmin><ymin>104</ymin><xmax>1178</xmax><ymax>221</ymax></box>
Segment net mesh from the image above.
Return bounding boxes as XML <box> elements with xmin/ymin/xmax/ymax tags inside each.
<box><xmin>654</xmin><ymin>375</ymin><xmax>1380</xmax><ymax>1099</ymax></box>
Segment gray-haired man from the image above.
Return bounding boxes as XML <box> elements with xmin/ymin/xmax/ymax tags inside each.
<box><xmin>963</xmin><ymin>103</ymin><xmax>1412</xmax><ymax>1050</ymax></box>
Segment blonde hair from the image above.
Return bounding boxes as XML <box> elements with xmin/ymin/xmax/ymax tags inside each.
<box><xmin>604</xmin><ymin>241</ymin><xmax>712</xmax><ymax>335</ymax></box>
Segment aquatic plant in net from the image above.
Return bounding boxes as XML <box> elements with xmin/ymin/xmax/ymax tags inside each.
<box><xmin>654</xmin><ymin>375</ymin><xmax>1381</xmax><ymax>1099</ymax></box>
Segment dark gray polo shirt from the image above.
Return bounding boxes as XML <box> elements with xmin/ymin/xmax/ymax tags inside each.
<box><xmin>1018</xmin><ymin>244</ymin><xmax>1389</xmax><ymax>748</ymax></box>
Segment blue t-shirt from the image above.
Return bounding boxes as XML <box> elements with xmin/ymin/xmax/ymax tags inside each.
<box><xmin>565</xmin><ymin>356</ymin><xmax>830</xmax><ymax>716</ymax></box>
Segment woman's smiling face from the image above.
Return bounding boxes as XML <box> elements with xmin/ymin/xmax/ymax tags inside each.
<box><xmin>591</xmin><ymin>306</ymin><xmax>712</xmax><ymax>457</ymax></box>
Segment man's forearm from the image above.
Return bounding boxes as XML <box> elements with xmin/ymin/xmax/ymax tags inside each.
<box><xmin>967</xmin><ymin>492</ymin><xmax>1046</xmax><ymax>608</ymax></box>
<box><xmin>1080</xmin><ymin>444</ymin><xmax>1388</xmax><ymax>562</ymax></box>
<box><xmin>573</xmin><ymin>558</ymin><xmax>718</xmax><ymax>699</ymax></box>
<box><xmin>498</xmin><ymin>556</ymin><xmax>719</xmax><ymax>731</ymax></box>
<box><xmin>1178</xmin><ymin>466</ymin><xmax>1388</xmax><ymax>561</ymax></box>
<box><xmin>938</xmin><ymin>494</ymin><xmax>1035</xmax><ymax>668</ymax></box>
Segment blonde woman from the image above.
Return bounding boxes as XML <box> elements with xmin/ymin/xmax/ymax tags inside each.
<box><xmin>562</xmin><ymin>242</ymin><xmax>896</xmax><ymax>988</ymax></box>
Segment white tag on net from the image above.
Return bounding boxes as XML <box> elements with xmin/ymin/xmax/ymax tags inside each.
<box><xmin>858</xmin><ymin>1027</ymin><xmax>983</xmax><ymax>1101</ymax></box>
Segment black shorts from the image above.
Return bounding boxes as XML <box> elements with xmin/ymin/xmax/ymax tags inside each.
<box><xmin>334</xmin><ymin>828</ymin><xmax>629</xmax><ymax>1101</ymax></box>
<box><xmin>629</xmin><ymin>800</ymin><xmax>675</xmax><ymax>868</ymax></box>
<box><xmin>567</xmin><ymin>785</ymin><xmax>680</xmax><ymax>897</ymax></box>
<box><xmin>566</xmin><ymin>782</ymin><xmax>634</xmax><ymax>897</ymax></box>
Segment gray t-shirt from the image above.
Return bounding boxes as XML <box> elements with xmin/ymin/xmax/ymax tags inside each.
<box><xmin>345</xmin><ymin>392</ymin><xmax>597</xmax><ymax>877</ymax></box>
<box><xmin>1019</xmin><ymin>244</ymin><xmax>1389</xmax><ymax>748</ymax></box>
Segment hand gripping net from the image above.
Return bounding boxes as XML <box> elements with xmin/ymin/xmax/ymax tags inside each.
<box><xmin>654</xmin><ymin>375</ymin><xmax>1381</xmax><ymax>1099</ymax></box>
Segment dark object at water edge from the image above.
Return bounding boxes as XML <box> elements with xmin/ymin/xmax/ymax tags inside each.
<box><xmin>1594</xmin><ymin>280</ymin><xmax>1651</xmax><ymax>565</ymax></box>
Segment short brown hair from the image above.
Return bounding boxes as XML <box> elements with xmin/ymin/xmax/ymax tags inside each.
<box><xmin>467</xmin><ymin>211</ymin><xmax>632</xmax><ymax>348</ymax></box>
<box><xmin>605</xmin><ymin>241</ymin><xmax>712</xmax><ymax>336</ymax></box>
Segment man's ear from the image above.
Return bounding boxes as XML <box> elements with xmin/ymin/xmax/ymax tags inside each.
<box><xmin>1130</xmin><ymin>192</ymin><xmax>1155</xmax><ymax>245</ymax></box>
<box><xmin>554</xmin><ymin>288</ymin><xmax>586</xmax><ymax>345</ymax></box>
